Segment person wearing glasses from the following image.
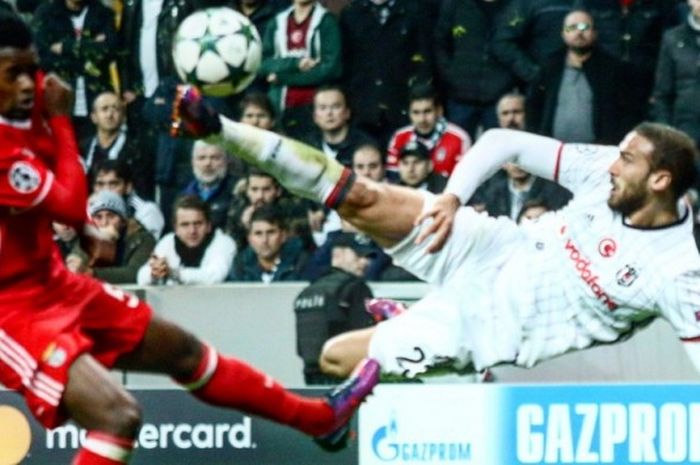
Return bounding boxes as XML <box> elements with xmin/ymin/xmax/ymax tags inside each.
<box><xmin>526</xmin><ymin>9</ymin><xmax>627</xmax><ymax>144</ymax></box>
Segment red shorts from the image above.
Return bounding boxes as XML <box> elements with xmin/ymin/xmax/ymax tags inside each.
<box><xmin>0</xmin><ymin>269</ymin><xmax>152</xmax><ymax>428</ymax></box>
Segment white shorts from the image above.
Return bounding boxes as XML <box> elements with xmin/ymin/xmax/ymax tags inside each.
<box><xmin>368</xmin><ymin>192</ymin><xmax>525</xmax><ymax>376</ymax></box>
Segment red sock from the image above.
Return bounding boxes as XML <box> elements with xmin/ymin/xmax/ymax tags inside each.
<box><xmin>176</xmin><ymin>344</ymin><xmax>334</xmax><ymax>436</ymax></box>
<box><xmin>72</xmin><ymin>432</ymin><xmax>134</xmax><ymax>464</ymax></box>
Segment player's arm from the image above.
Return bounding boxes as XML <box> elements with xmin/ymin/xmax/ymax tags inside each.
<box><xmin>38</xmin><ymin>74</ymin><xmax>88</xmax><ymax>226</ymax></box>
<box><xmin>415</xmin><ymin>129</ymin><xmax>562</xmax><ymax>251</ymax></box>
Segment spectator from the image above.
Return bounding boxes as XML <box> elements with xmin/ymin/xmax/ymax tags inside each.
<box><xmin>92</xmin><ymin>159</ymin><xmax>165</xmax><ymax>239</ymax></box>
<box><xmin>651</xmin><ymin>0</ymin><xmax>700</xmax><ymax>148</ymax></box>
<box><xmin>396</xmin><ymin>141</ymin><xmax>448</xmax><ymax>194</ymax></box>
<box><xmin>233</xmin><ymin>0</ymin><xmax>289</xmax><ymax>94</ymax></box>
<box><xmin>137</xmin><ymin>195</ymin><xmax>236</xmax><ymax>285</ymax></box>
<box><xmin>80</xmin><ymin>91</ymin><xmax>147</xmax><ymax>194</ymax></box>
<box><xmin>303</xmin><ymin>85</ymin><xmax>376</xmax><ymax>167</ymax></box>
<box><xmin>53</xmin><ymin>222</ymin><xmax>79</xmax><ymax>259</ymax></box>
<box><xmin>294</xmin><ymin>231</ymin><xmax>375</xmax><ymax>385</ymax></box>
<box><xmin>434</xmin><ymin>0</ymin><xmax>517</xmax><ymax>140</ymax></box>
<box><xmin>352</xmin><ymin>143</ymin><xmax>387</xmax><ymax>182</ymax></box>
<box><xmin>118</xmin><ymin>0</ymin><xmax>196</xmax><ymax>198</ymax></box>
<box><xmin>526</xmin><ymin>9</ymin><xmax>626</xmax><ymax>144</ymax></box>
<box><xmin>302</xmin><ymin>220</ymin><xmax>391</xmax><ymax>281</ymax></box>
<box><xmin>492</xmin><ymin>0</ymin><xmax>574</xmax><ymax>86</ymax></box>
<box><xmin>239</xmin><ymin>91</ymin><xmax>276</xmax><ymax>130</ymax></box>
<box><xmin>386</xmin><ymin>85</ymin><xmax>471</xmax><ymax>178</ymax></box>
<box><xmin>181</xmin><ymin>141</ymin><xmax>237</xmax><ymax>230</ymax></box>
<box><xmin>579</xmin><ymin>0</ymin><xmax>679</xmax><ymax>130</ymax></box>
<box><xmin>226</xmin><ymin>168</ymin><xmax>314</xmax><ymax>250</ymax></box>
<box><xmin>229</xmin><ymin>204</ymin><xmax>308</xmax><ymax>282</ymax></box>
<box><xmin>517</xmin><ymin>198</ymin><xmax>551</xmax><ymax>224</ymax></box>
<box><xmin>259</xmin><ymin>0</ymin><xmax>342</xmax><ymax>137</ymax></box>
<box><xmin>68</xmin><ymin>190</ymin><xmax>155</xmax><ymax>284</ymax></box>
<box><xmin>32</xmin><ymin>0</ymin><xmax>117</xmax><ymax>141</ymax></box>
<box><xmin>339</xmin><ymin>0</ymin><xmax>433</xmax><ymax>145</ymax></box>
<box><xmin>474</xmin><ymin>92</ymin><xmax>573</xmax><ymax>218</ymax></box>
<box><xmin>496</xmin><ymin>92</ymin><xmax>527</xmax><ymax>129</ymax></box>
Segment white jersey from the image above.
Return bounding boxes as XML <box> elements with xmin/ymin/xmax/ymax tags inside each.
<box><xmin>499</xmin><ymin>144</ymin><xmax>700</xmax><ymax>367</ymax></box>
<box><xmin>374</xmin><ymin>139</ymin><xmax>700</xmax><ymax>376</ymax></box>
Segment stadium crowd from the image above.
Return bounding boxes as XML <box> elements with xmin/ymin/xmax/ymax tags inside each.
<box><xmin>2</xmin><ymin>0</ymin><xmax>699</xmax><ymax>286</ymax></box>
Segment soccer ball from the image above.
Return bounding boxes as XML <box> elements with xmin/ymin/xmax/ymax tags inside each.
<box><xmin>172</xmin><ymin>7</ymin><xmax>262</xmax><ymax>97</ymax></box>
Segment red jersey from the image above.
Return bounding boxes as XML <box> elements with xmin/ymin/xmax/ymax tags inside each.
<box><xmin>386</xmin><ymin>120</ymin><xmax>471</xmax><ymax>176</ymax></box>
<box><xmin>0</xmin><ymin>115</ymin><xmax>86</xmax><ymax>295</ymax></box>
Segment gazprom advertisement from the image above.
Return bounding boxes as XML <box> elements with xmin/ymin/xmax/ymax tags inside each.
<box><xmin>359</xmin><ymin>384</ymin><xmax>700</xmax><ymax>465</ymax></box>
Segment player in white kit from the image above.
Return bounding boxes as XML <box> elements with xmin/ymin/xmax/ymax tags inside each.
<box><xmin>172</xmin><ymin>86</ymin><xmax>700</xmax><ymax>380</ymax></box>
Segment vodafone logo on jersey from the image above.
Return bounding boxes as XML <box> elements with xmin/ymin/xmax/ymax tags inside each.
<box><xmin>598</xmin><ymin>238</ymin><xmax>617</xmax><ymax>257</ymax></box>
<box><xmin>563</xmin><ymin>238</ymin><xmax>619</xmax><ymax>311</ymax></box>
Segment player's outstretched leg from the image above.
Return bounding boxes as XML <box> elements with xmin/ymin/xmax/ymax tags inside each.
<box><xmin>116</xmin><ymin>316</ymin><xmax>379</xmax><ymax>450</ymax></box>
<box><xmin>171</xmin><ymin>84</ymin><xmax>425</xmax><ymax>247</ymax></box>
<box><xmin>172</xmin><ymin>85</ymin><xmax>352</xmax><ymax>209</ymax></box>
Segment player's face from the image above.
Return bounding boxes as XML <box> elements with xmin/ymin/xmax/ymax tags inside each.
<box><xmin>91</xmin><ymin>92</ymin><xmax>123</xmax><ymax>133</ymax></box>
<box><xmin>352</xmin><ymin>147</ymin><xmax>385</xmax><ymax>181</ymax></box>
<box><xmin>248</xmin><ymin>220</ymin><xmax>286</xmax><ymax>261</ymax></box>
<box><xmin>398</xmin><ymin>155</ymin><xmax>432</xmax><ymax>187</ymax></box>
<box><xmin>240</xmin><ymin>104</ymin><xmax>273</xmax><ymax>130</ymax></box>
<box><xmin>192</xmin><ymin>145</ymin><xmax>227</xmax><ymax>184</ymax></box>
<box><xmin>607</xmin><ymin>132</ymin><xmax>655</xmax><ymax>215</ymax></box>
<box><xmin>409</xmin><ymin>99</ymin><xmax>441</xmax><ymax>136</ymax></box>
<box><xmin>313</xmin><ymin>90</ymin><xmax>350</xmax><ymax>133</ymax></box>
<box><xmin>497</xmin><ymin>97</ymin><xmax>525</xmax><ymax>130</ymax></box>
<box><xmin>0</xmin><ymin>47</ymin><xmax>38</xmax><ymax>120</ymax></box>
<box><xmin>174</xmin><ymin>208</ymin><xmax>211</xmax><ymax>248</ymax></box>
<box><xmin>93</xmin><ymin>171</ymin><xmax>128</xmax><ymax>195</ymax></box>
<box><xmin>246</xmin><ymin>175</ymin><xmax>280</xmax><ymax>207</ymax></box>
<box><xmin>562</xmin><ymin>12</ymin><xmax>596</xmax><ymax>51</ymax></box>
<box><xmin>92</xmin><ymin>210</ymin><xmax>124</xmax><ymax>231</ymax></box>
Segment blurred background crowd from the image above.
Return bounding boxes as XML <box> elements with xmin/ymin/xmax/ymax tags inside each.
<box><xmin>2</xmin><ymin>0</ymin><xmax>699</xmax><ymax>287</ymax></box>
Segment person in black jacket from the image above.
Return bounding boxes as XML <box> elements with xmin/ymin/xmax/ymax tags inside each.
<box><xmin>492</xmin><ymin>0</ymin><xmax>575</xmax><ymax>86</ymax></box>
<box><xmin>434</xmin><ymin>0</ymin><xmax>517</xmax><ymax>140</ymax></box>
<box><xmin>295</xmin><ymin>231</ymin><xmax>375</xmax><ymax>384</ymax></box>
<box><xmin>526</xmin><ymin>9</ymin><xmax>626</xmax><ymax>144</ymax></box>
<box><xmin>338</xmin><ymin>0</ymin><xmax>433</xmax><ymax>146</ymax></box>
<box><xmin>31</xmin><ymin>0</ymin><xmax>117</xmax><ymax>141</ymax></box>
<box><xmin>578</xmin><ymin>0</ymin><xmax>679</xmax><ymax>130</ymax></box>
<box><xmin>651</xmin><ymin>0</ymin><xmax>700</xmax><ymax>147</ymax></box>
<box><xmin>396</xmin><ymin>140</ymin><xmax>448</xmax><ymax>194</ymax></box>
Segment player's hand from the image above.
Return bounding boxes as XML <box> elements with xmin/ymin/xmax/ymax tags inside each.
<box><xmin>414</xmin><ymin>193</ymin><xmax>460</xmax><ymax>254</ymax></box>
<box><xmin>170</xmin><ymin>84</ymin><xmax>222</xmax><ymax>138</ymax></box>
<box><xmin>43</xmin><ymin>73</ymin><xmax>73</xmax><ymax>117</ymax></box>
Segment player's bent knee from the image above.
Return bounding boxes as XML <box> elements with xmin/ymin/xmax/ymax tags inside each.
<box><xmin>319</xmin><ymin>330</ymin><xmax>373</xmax><ymax>378</ymax></box>
<box><xmin>102</xmin><ymin>390</ymin><xmax>143</xmax><ymax>437</ymax></box>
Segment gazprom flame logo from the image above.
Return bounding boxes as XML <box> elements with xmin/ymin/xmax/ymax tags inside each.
<box><xmin>371</xmin><ymin>412</ymin><xmax>471</xmax><ymax>462</ymax></box>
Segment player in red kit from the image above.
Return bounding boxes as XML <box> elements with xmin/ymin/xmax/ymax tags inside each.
<box><xmin>0</xmin><ymin>15</ymin><xmax>378</xmax><ymax>465</ymax></box>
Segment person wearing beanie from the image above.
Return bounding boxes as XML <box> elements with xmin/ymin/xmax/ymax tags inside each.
<box><xmin>66</xmin><ymin>190</ymin><xmax>156</xmax><ymax>283</ymax></box>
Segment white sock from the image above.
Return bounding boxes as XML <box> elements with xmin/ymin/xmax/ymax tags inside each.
<box><xmin>208</xmin><ymin>117</ymin><xmax>350</xmax><ymax>206</ymax></box>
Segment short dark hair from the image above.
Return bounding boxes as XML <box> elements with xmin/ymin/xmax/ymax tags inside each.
<box><xmin>249</xmin><ymin>204</ymin><xmax>286</xmax><ymax>230</ymax></box>
<box><xmin>173</xmin><ymin>194</ymin><xmax>211</xmax><ymax>224</ymax></box>
<box><xmin>92</xmin><ymin>159</ymin><xmax>133</xmax><ymax>184</ymax></box>
<box><xmin>352</xmin><ymin>143</ymin><xmax>385</xmax><ymax>165</ymax></box>
<box><xmin>0</xmin><ymin>14</ymin><xmax>32</xmax><ymax>49</ymax></box>
<box><xmin>634</xmin><ymin>122</ymin><xmax>699</xmax><ymax>200</ymax></box>
<box><xmin>247</xmin><ymin>167</ymin><xmax>278</xmax><ymax>184</ymax></box>
<box><xmin>408</xmin><ymin>83</ymin><xmax>441</xmax><ymax>107</ymax></box>
<box><xmin>239</xmin><ymin>92</ymin><xmax>275</xmax><ymax>119</ymax></box>
<box><xmin>314</xmin><ymin>84</ymin><xmax>348</xmax><ymax>103</ymax></box>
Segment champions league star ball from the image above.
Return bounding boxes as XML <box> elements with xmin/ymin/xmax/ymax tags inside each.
<box><xmin>172</xmin><ymin>7</ymin><xmax>262</xmax><ymax>97</ymax></box>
